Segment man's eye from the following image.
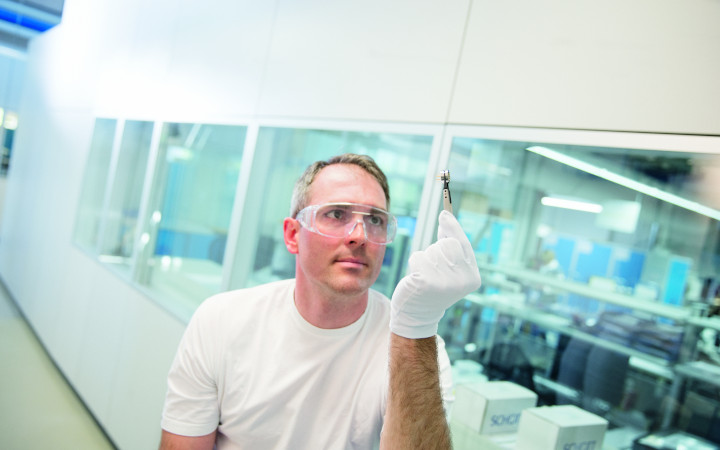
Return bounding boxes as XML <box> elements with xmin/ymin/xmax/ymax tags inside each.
<box><xmin>367</xmin><ymin>215</ymin><xmax>385</xmax><ymax>227</ymax></box>
<box><xmin>324</xmin><ymin>209</ymin><xmax>347</xmax><ymax>220</ymax></box>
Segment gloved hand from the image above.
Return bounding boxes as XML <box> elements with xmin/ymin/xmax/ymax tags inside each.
<box><xmin>390</xmin><ymin>210</ymin><xmax>482</xmax><ymax>339</ymax></box>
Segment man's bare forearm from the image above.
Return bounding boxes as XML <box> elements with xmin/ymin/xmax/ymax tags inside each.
<box><xmin>380</xmin><ymin>333</ymin><xmax>451</xmax><ymax>450</ymax></box>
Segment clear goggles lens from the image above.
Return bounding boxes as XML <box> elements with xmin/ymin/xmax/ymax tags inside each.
<box><xmin>296</xmin><ymin>202</ymin><xmax>397</xmax><ymax>245</ymax></box>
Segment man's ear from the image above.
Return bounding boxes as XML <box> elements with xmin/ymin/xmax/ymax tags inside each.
<box><xmin>283</xmin><ymin>217</ymin><xmax>300</xmax><ymax>254</ymax></box>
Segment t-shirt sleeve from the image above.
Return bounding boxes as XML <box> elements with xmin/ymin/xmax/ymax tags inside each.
<box><xmin>161</xmin><ymin>302</ymin><xmax>221</xmax><ymax>436</ymax></box>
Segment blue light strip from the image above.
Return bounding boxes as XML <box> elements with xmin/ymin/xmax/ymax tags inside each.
<box><xmin>0</xmin><ymin>6</ymin><xmax>56</xmax><ymax>32</ymax></box>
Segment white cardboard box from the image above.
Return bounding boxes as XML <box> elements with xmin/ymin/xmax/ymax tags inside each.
<box><xmin>516</xmin><ymin>405</ymin><xmax>608</xmax><ymax>450</ymax></box>
<box><xmin>452</xmin><ymin>381</ymin><xmax>538</xmax><ymax>434</ymax></box>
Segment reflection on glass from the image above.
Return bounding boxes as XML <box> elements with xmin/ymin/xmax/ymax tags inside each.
<box><xmin>235</xmin><ymin>127</ymin><xmax>433</xmax><ymax>298</ymax></box>
<box><xmin>439</xmin><ymin>137</ymin><xmax>720</xmax><ymax>449</ymax></box>
<box><xmin>136</xmin><ymin>123</ymin><xmax>247</xmax><ymax>310</ymax></box>
<box><xmin>98</xmin><ymin>120</ymin><xmax>154</xmax><ymax>270</ymax></box>
<box><xmin>73</xmin><ymin>118</ymin><xmax>117</xmax><ymax>251</ymax></box>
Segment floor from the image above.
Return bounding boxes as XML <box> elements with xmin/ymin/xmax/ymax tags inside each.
<box><xmin>0</xmin><ymin>282</ymin><xmax>116</xmax><ymax>450</ymax></box>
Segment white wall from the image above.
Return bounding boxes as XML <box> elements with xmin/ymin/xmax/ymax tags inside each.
<box><xmin>1</xmin><ymin>0</ymin><xmax>718</xmax><ymax>448</ymax></box>
<box><xmin>451</xmin><ymin>0</ymin><xmax>720</xmax><ymax>134</ymax></box>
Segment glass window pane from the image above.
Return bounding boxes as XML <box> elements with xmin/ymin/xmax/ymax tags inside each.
<box><xmin>440</xmin><ymin>135</ymin><xmax>720</xmax><ymax>448</ymax></box>
<box><xmin>232</xmin><ymin>127</ymin><xmax>434</xmax><ymax>298</ymax></box>
<box><xmin>73</xmin><ymin>118</ymin><xmax>117</xmax><ymax>251</ymax></box>
<box><xmin>98</xmin><ymin>120</ymin><xmax>154</xmax><ymax>271</ymax></box>
<box><xmin>136</xmin><ymin>123</ymin><xmax>247</xmax><ymax>311</ymax></box>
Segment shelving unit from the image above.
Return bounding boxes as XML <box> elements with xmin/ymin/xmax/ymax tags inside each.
<box><xmin>466</xmin><ymin>291</ymin><xmax>676</xmax><ymax>377</ymax></box>
<box><xmin>479</xmin><ymin>263</ymin><xmax>690</xmax><ymax>322</ymax></box>
<box><xmin>450</xmin><ymin>263</ymin><xmax>720</xmax><ymax>444</ymax></box>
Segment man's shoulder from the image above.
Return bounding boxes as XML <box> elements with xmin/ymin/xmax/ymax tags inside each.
<box><xmin>196</xmin><ymin>278</ymin><xmax>295</xmax><ymax>316</ymax></box>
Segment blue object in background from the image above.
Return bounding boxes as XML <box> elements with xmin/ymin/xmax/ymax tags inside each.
<box><xmin>0</xmin><ymin>7</ymin><xmax>58</xmax><ymax>32</ymax></box>
<box><xmin>575</xmin><ymin>243</ymin><xmax>612</xmax><ymax>283</ymax></box>
<box><xmin>482</xmin><ymin>222</ymin><xmax>513</xmax><ymax>263</ymax></box>
<box><xmin>155</xmin><ymin>229</ymin><xmax>218</xmax><ymax>260</ymax></box>
<box><xmin>396</xmin><ymin>215</ymin><xmax>416</xmax><ymax>236</ymax></box>
<box><xmin>545</xmin><ymin>237</ymin><xmax>575</xmax><ymax>276</ymax></box>
<box><xmin>613</xmin><ymin>250</ymin><xmax>645</xmax><ymax>288</ymax></box>
<box><xmin>663</xmin><ymin>258</ymin><xmax>690</xmax><ymax>306</ymax></box>
<box><xmin>543</xmin><ymin>236</ymin><xmax>649</xmax><ymax>316</ymax></box>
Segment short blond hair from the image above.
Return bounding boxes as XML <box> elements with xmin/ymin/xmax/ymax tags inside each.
<box><xmin>290</xmin><ymin>153</ymin><xmax>390</xmax><ymax>218</ymax></box>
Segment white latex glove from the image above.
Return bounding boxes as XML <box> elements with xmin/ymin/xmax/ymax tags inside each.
<box><xmin>390</xmin><ymin>210</ymin><xmax>482</xmax><ymax>339</ymax></box>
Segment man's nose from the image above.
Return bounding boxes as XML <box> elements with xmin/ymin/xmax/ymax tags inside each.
<box><xmin>345</xmin><ymin>219</ymin><xmax>367</xmax><ymax>244</ymax></box>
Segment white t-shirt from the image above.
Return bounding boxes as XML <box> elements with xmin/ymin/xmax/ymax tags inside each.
<box><xmin>161</xmin><ymin>279</ymin><xmax>454</xmax><ymax>449</ymax></box>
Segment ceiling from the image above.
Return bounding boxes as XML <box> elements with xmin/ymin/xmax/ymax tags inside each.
<box><xmin>0</xmin><ymin>0</ymin><xmax>63</xmax><ymax>56</ymax></box>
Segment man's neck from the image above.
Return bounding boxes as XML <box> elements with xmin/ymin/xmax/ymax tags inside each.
<box><xmin>293</xmin><ymin>280</ymin><xmax>369</xmax><ymax>329</ymax></box>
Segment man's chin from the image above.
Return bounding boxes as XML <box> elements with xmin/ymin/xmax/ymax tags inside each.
<box><xmin>329</xmin><ymin>277</ymin><xmax>375</xmax><ymax>297</ymax></box>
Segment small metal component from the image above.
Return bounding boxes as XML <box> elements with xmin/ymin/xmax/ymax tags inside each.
<box><xmin>439</xmin><ymin>170</ymin><xmax>450</xmax><ymax>183</ymax></box>
<box><xmin>439</xmin><ymin>170</ymin><xmax>453</xmax><ymax>214</ymax></box>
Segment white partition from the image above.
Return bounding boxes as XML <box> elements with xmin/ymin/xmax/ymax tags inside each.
<box><xmin>450</xmin><ymin>0</ymin><xmax>720</xmax><ymax>134</ymax></box>
<box><xmin>257</xmin><ymin>0</ymin><xmax>470</xmax><ymax>123</ymax></box>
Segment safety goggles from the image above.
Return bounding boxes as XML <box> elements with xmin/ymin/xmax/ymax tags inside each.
<box><xmin>295</xmin><ymin>202</ymin><xmax>397</xmax><ymax>245</ymax></box>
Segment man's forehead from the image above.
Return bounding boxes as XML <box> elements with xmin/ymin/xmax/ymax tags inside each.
<box><xmin>309</xmin><ymin>164</ymin><xmax>385</xmax><ymax>207</ymax></box>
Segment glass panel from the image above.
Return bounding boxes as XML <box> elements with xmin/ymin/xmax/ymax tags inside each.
<box><xmin>233</xmin><ymin>127</ymin><xmax>433</xmax><ymax>298</ymax></box>
<box><xmin>441</xmin><ymin>136</ymin><xmax>720</xmax><ymax>448</ymax></box>
<box><xmin>135</xmin><ymin>122</ymin><xmax>247</xmax><ymax>311</ymax></box>
<box><xmin>73</xmin><ymin>118</ymin><xmax>117</xmax><ymax>251</ymax></box>
<box><xmin>97</xmin><ymin>120</ymin><xmax>154</xmax><ymax>271</ymax></box>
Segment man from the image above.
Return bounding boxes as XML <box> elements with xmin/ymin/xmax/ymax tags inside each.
<box><xmin>160</xmin><ymin>154</ymin><xmax>481</xmax><ymax>449</ymax></box>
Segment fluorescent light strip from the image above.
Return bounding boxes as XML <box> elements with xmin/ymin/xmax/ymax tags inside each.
<box><xmin>527</xmin><ymin>146</ymin><xmax>720</xmax><ymax>222</ymax></box>
<box><xmin>541</xmin><ymin>197</ymin><xmax>603</xmax><ymax>213</ymax></box>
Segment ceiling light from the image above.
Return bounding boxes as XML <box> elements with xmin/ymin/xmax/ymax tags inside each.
<box><xmin>541</xmin><ymin>197</ymin><xmax>603</xmax><ymax>213</ymax></box>
<box><xmin>527</xmin><ymin>146</ymin><xmax>720</xmax><ymax>222</ymax></box>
